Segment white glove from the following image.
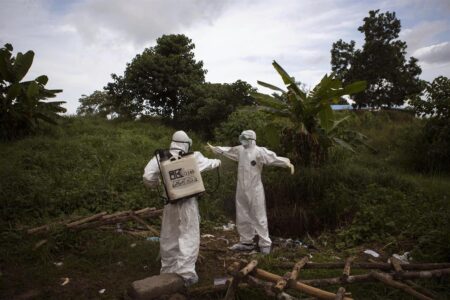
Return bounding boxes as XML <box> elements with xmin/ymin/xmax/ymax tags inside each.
<box><xmin>289</xmin><ymin>163</ymin><xmax>295</xmax><ymax>175</ymax></box>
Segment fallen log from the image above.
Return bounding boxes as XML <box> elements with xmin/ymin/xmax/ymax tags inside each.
<box><xmin>27</xmin><ymin>207</ymin><xmax>161</xmax><ymax>234</ymax></box>
<box><xmin>335</xmin><ymin>287</ymin><xmax>345</xmax><ymax>300</ymax></box>
<box><xmin>253</xmin><ymin>268</ymin><xmax>353</xmax><ymax>300</ymax></box>
<box><xmin>300</xmin><ymin>268</ymin><xmax>450</xmax><ymax>287</ymax></box>
<box><xmin>66</xmin><ymin>212</ymin><xmax>107</xmax><ymax>228</ymax></box>
<box><xmin>74</xmin><ymin>209</ymin><xmax>163</xmax><ymax>230</ymax></box>
<box><xmin>390</xmin><ymin>256</ymin><xmax>438</xmax><ymax>299</ymax></box>
<box><xmin>301</xmin><ymin>273</ymin><xmax>374</xmax><ymax>286</ymax></box>
<box><xmin>246</xmin><ymin>275</ymin><xmax>301</xmax><ymax>300</ymax></box>
<box><xmin>371</xmin><ymin>271</ymin><xmax>432</xmax><ymax>300</ymax></box>
<box><xmin>396</xmin><ymin>268</ymin><xmax>450</xmax><ymax>280</ymax></box>
<box><xmin>27</xmin><ymin>215</ymin><xmax>83</xmax><ymax>234</ymax></box>
<box><xmin>275</xmin><ymin>261</ymin><xmax>450</xmax><ymax>271</ymax></box>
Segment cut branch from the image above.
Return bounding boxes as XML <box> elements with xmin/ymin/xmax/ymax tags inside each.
<box><xmin>66</xmin><ymin>212</ymin><xmax>107</xmax><ymax>228</ymax></box>
<box><xmin>371</xmin><ymin>271</ymin><xmax>432</xmax><ymax>300</ymax></box>
<box><xmin>254</xmin><ymin>268</ymin><xmax>353</xmax><ymax>300</ymax></box>
<box><xmin>275</xmin><ymin>261</ymin><xmax>450</xmax><ymax>271</ymax></box>
<box><xmin>238</xmin><ymin>260</ymin><xmax>258</xmax><ymax>278</ymax></box>
<box><xmin>335</xmin><ymin>287</ymin><xmax>346</xmax><ymax>300</ymax></box>
<box><xmin>342</xmin><ymin>257</ymin><xmax>355</xmax><ymax>282</ymax></box>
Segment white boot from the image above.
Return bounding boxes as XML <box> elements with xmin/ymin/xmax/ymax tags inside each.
<box><xmin>228</xmin><ymin>243</ymin><xmax>254</xmax><ymax>251</ymax></box>
<box><xmin>259</xmin><ymin>246</ymin><xmax>271</xmax><ymax>255</ymax></box>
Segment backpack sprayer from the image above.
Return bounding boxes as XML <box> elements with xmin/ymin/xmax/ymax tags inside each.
<box><xmin>155</xmin><ymin>148</ymin><xmax>207</xmax><ymax>204</ymax></box>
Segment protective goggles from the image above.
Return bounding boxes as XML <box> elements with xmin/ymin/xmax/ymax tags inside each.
<box><xmin>239</xmin><ymin>134</ymin><xmax>255</xmax><ymax>142</ymax></box>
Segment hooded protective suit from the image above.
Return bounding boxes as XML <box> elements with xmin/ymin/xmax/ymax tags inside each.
<box><xmin>143</xmin><ymin>131</ymin><xmax>220</xmax><ymax>285</ymax></box>
<box><xmin>208</xmin><ymin>130</ymin><xmax>293</xmax><ymax>251</ymax></box>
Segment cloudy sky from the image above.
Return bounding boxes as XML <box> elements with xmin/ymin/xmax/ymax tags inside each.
<box><xmin>1</xmin><ymin>0</ymin><xmax>449</xmax><ymax>114</ymax></box>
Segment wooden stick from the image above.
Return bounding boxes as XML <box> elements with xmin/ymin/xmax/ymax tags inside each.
<box><xmin>371</xmin><ymin>271</ymin><xmax>432</xmax><ymax>300</ymax></box>
<box><xmin>397</xmin><ymin>268</ymin><xmax>450</xmax><ymax>280</ymax></box>
<box><xmin>130</xmin><ymin>213</ymin><xmax>159</xmax><ymax>236</ymax></box>
<box><xmin>290</xmin><ymin>256</ymin><xmax>309</xmax><ymax>282</ymax></box>
<box><xmin>254</xmin><ymin>268</ymin><xmax>353</xmax><ymax>300</ymax></box>
<box><xmin>300</xmin><ymin>268</ymin><xmax>450</xmax><ymax>287</ymax></box>
<box><xmin>74</xmin><ymin>209</ymin><xmax>163</xmax><ymax>229</ymax></box>
<box><xmin>27</xmin><ymin>215</ymin><xmax>83</xmax><ymax>234</ymax></box>
<box><xmin>275</xmin><ymin>256</ymin><xmax>309</xmax><ymax>293</ymax></box>
<box><xmin>101</xmin><ymin>210</ymin><xmax>132</xmax><ymax>220</ymax></box>
<box><xmin>335</xmin><ymin>287</ymin><xmax>345</xmax><ymax>300</ymax></box>
<box><xmin>390</xmin><ymin>256</ymin><xmax>404</xmax><ymax>274</ymax></box>
<box><xmin>342</xmin><ymin>257</ymin><xmax>355</xmax><ymax>282</ymax></box>
<box><xmin>27</xmin><ymin>207</ymin><xmax>160</xmax><ymax>234</ymax></box>
<box><xmin>134</xmin><ymin>207</ymin><xmax>156</xmax><ymax>214</ymax></box>
<box><xmin>66</xmin><ymin>212</ymin><xmax>107</xmax><ymax>228</ymax></box>
<box><xmin>238</xmin><ymin>260</ymin><xmax>258</xmax><ymax>278</ymax></box>
<box><xmin>390</xmin><ymin>256</ymin><xmax>438</xmax><ymax>299</ymax></box>
<box><xmin>224</xmin><ymin>262</ymin><xmax>244</xmax><ymax>300</ymax></box>
<box><xmin>275</xmin><ymin>261</ymin><xmax>450</xmax><ymax>271</ymax></box>
<box><xmin>246</xmin><ymin>275</ymin><xmax>276</xmax><ymax>297</ymax></box>
<box><xmin>274</xmin><ymin>272</ymin><xmax>290</xmax><ymax>293</ymax></box>
<box><xmin>301</xmin><ymin>273</ymin><xmax>373</xmax><ymax>286</ymax></box>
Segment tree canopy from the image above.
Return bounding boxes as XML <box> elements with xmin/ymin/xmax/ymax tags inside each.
<box><xmin>80</xmin><ymin>34</ymin><xmax>255</xmax><ymax>137</ymax></box>
<box><xmin>331</xmin><ymin>10</ymin><xmax>422</xmax><ymax>108</ymax></box>
<box><xmin>105</xmin><ymin>34</ymin><xmax>206</xmax><ymax>120</ymax></box>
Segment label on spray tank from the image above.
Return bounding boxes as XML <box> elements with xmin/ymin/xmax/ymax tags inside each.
<box><xmin>169</xmin><ymin>167</ymin><xmax>199</xmax><ymax>188</ymax></box>
<box><xmin>160</xmin><ymin>152</ymin><xmax>205</xmax><ymax>202</ymax></box>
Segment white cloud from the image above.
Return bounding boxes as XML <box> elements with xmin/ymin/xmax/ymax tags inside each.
<box><xmin>401</xmin><ymin>20</ymin><xmax>448</xmax><ymax>54</ymax></box>
<box><xmin>65</xmin><ymin>0</ymin><xmax>232</xmax><ymax>46</ymax></box>
<box><xmin>1</xmin><ymin>0</ymin><xmax>449</xmax><ymax>113</ymax></box>
<box><xmin>414</xmin><ymin>42</ymin><xmax>450</xmax><ymax>64</ymax></box>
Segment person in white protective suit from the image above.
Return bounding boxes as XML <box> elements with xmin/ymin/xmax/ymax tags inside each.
<box><xmin>143</xmin><ymin>130</ymin><xmax>221</xmax><ymax>286</ymax></box>
<box><xmin>208</xmin><ymin>130</ymin><xmax>294</xmax><ymax>254</ymax></box>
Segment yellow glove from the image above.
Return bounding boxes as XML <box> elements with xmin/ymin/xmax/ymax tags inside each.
<box><xmin>204</xmin><ymin>142</ymin><xmax>214</xmax><ymax>152</ymax></box>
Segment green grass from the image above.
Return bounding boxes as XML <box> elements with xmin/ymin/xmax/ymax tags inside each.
<box><xmin>1</xmin><ymin>113</ymin><xmax>449</xmax><ymax>299</ymax></box>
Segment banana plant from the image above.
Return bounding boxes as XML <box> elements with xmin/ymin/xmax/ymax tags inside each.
<box><xmin>253</xmin><ymin>61</ymin><xmax>368</xmax><ymax>165</ymax></box>
<box><xmin>0</xmin><ymin>43</ymin><xmax>66</xmax><ymax>139</ymax></box>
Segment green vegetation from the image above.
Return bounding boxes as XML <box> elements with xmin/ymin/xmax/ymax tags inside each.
<box><xmin>1</xmin><ymin>112</ymin><xmax>449</xmax><ymax>298</ymax></box>
<box><xmin>0</xmin><ymin>43</ymin><xmax>65</xmax><ymax>140</ymax></box>
<box><xmin>253</xmin><ymin>61</ymin><xmax>367</xmax><ymax>166</ymax></box>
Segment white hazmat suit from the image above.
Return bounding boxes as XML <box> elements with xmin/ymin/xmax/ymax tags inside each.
<box><xmin>208</xmin><ymin>130</ymin><xmax>294</xmax><ymax>253</ymax></box>
<box><xmin>143</xmin><ymin>130</ymin><xmax>221</xmax><ymax>286</ymax></box>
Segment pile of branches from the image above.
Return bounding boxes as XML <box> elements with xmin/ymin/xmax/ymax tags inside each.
<box><xmin>27</xmin><ymin>207</ymin><xmax>163</xmax><ymax>236</ymax></box>
<box><xmin>190</xmin><ymin>256</ymin><xmax>450</xmax><ymax>300</ymax></box>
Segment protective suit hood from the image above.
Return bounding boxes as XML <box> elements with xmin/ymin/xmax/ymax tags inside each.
<box><xmin>171</xmin><ymin>130</ymin><xmax>192</xmax><ymax>153</ymax></box>
<box><xmin>239</xmin><ymin>130</ymin><xmax>256</xmax><ymax>148</ymax></box>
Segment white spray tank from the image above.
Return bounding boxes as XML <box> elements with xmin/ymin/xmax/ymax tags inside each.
<box><xmin>155</xmin><ymin>149</ymin><xmax>205</xmax><ymax>204</ymax></box>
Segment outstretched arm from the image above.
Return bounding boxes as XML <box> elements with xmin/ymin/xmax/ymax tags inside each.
<box><xmin>207</xmin><ymin>143</ymin><xmax>240</xmax><ymax>161</ymax></box>
<box><xmin>194</xmin><ymin>151</ymin><xmax>221</xmax><ymax>172</ymax></box>
<box><xmin>259</xmin><ymin>147</ymin><xmax>295</xmax><ymax>174</ymax></box>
